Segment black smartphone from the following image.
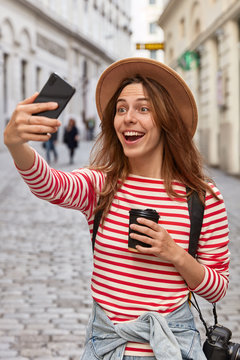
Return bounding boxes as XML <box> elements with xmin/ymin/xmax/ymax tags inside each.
<box><xmin>33</xmin><ymin>73</ymin><xmax>76</xmax><ymax>118</ymax></box>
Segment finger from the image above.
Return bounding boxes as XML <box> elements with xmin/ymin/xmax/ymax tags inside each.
<box><xmin>130</xmin><ymin>232</ymin><xmax>154</xmax><ymax>246</ymax></box>
<box><xmin>23</xmin><ymin>101</ymin><xmax>58</xmax><ymax>114</ymax></box>
<box><xmin>19</xmin><ymin>92</ymin><xmax>39</xmax><ymax>105</ymax></box>
<box><xmin>136</xmin><ymin>245</ymin><xmax>154</xmax><ymax>254</ymax></box>
<box><xmin>130</xmin><ymin>223</ymin><xmax>156</xmax><ymax>238</ymax></box>
<box><xmin>28</xmin><ymin>116</ymin><xmax>61</xmax><ymax>127</ymax></box>
<box><xmin>16</xmin><ymin>102</ymin><xmax>58</xmax><ymax>117</ymax></box>
<box><xmin>136</xmin><ymin>218</ymin><xmax>159</xmax><ymax>230</ymax></box>
<box><xmin>21</xmin><ymin>132</ymin><xmax>52</xmax><ymax>142</ymax></box>
<box><xmin>22</xmin><ymin>124</ymin><xmax>59</xmax><ymax>135</ymax></box>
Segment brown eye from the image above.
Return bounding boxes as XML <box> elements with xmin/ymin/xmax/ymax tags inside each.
<box><xmin>140</xmin><ymin>106</ymin><xmax>149</xmax><ymax>112</ymax></box>
<box><xmin>117</xmin><ymin>107</ymin><xmax>126</xmax><ymax>113</ymax></box>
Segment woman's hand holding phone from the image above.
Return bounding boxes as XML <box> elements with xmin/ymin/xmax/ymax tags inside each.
<box><xmin>4</xmin><ymin>93</ymin><xmax>60</xmax><ymax>147</ymax></box>
<box><xmin>4</xmin><ymin>73</ymin><xmax>75</xmax><ymax>170</ymax></box>
<box><xmin>3</xmin><ymin>93</ymin><xmax>61</xmax><ymax>170</ymax></box>
<box><xmin>4</xmin><ymin>73</ymin><xmax>75</xmax><ymax>147</ymax></box>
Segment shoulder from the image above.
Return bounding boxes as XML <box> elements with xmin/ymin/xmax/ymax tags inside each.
<box><xmin>206</xmin><ymin>182</ymin><xmax>224</xmax><ymax>201</ymax></box>
<box><xmin>204</xmin><ymin>182</ymin><xmax>227</xmax><ymax>215</ymax></box>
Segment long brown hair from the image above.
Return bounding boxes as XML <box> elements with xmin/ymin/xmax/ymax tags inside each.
<box><xmin>89</xmin><ymin>75</ymin><xmax>217</xmax><ymax>221</ymax></box>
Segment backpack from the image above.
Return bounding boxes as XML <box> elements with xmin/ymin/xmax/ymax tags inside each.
<box><xmin>91</xmin><ymin>187</ymin><xmax>205</xmax><ymax>257</ymax></box>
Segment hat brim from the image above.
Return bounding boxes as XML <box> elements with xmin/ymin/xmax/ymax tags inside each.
<box><xmin>95</xmin><ymin>57</ymin><xmax>198</xmax><ymax>137</ymax></box>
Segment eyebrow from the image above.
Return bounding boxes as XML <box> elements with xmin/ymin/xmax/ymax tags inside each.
<box><xmin>116</xmin><ymin>97</ymin><xmax>149</xmax><ymax>103</ymax></box>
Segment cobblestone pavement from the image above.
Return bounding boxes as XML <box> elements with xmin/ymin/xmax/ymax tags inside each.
<box><xmin>0</xmin><ymin>141</ymin><xmax>240</xmax><ymax>359</ymax></box>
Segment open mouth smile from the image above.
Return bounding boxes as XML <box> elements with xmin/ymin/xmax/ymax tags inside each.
<box><xmin>123</xmin><ymin>131</ymin><xmax>145</xmax><ymax>142</ymax></box>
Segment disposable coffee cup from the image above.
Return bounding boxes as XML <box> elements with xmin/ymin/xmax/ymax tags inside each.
<box><xmin>128</xmin><ymin>208</ymin><xmax>160</xmax><ymax>251</ymax></box>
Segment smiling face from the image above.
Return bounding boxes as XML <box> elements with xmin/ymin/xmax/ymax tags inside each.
<box><xmin>113</xmin><ymin>82</ymin><xmax>163</xmax><ymax>177</ymax></box>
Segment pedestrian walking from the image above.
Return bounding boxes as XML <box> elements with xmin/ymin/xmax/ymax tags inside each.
<box><xmin>4</xmin><ymin>57</ymin><xmax>230</xmax><ymax>360</ymax></box>
<box><xmin>44</xmin><ymin>130</ymin><xmax>58</xmax><ymax>163</ymax></box>
<box><xmin>63</xmin><ymin>118</ymin><xmax>79</xmax><ymax>164</ymax></box>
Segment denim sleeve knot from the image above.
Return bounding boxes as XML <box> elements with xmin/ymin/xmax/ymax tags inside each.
<box><xmin>89</xmin><ymin>301</ymin><xmax>182</xmax><ymax>360</ymax></box>
<box><xmin>115</xmin><ymin>311</ymin><xmax>182</xmax><ymax>360</ymax></box>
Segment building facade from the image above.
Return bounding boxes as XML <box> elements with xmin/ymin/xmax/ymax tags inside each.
<box><xmin>131</xmin><ymin>0</ymin><xmax>164</xmax><ymax>62</ymax></box>
<box><xmin>159</xmin><ymin>0</ymin><xmax>240</xmax><ymax>175</ymax></box>
<box><xmin>0</xmin><ymin>0</ymin><xmax>132</xmax><ymax>148</ymax></box>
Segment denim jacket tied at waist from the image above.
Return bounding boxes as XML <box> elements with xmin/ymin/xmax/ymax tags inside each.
<box><xmin>82</xmin><ymin>300</ymin><xmax>206</xmax><ymax>360</ymax></box>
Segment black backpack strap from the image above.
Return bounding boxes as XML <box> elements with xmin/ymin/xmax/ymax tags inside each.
<box><xmin>92</xmin><ymin>188</ymin><xmax>205</xmax><ymax>256</ymax></box>
<box><xmin>186</xmin><ymin>187</ymin><xmax>205</xmax><ymax>258</ymax></box>
<box><xmin>92</xmin><ymin>209</ymin><xmax>103</xmax><ymax>252</ymax></box>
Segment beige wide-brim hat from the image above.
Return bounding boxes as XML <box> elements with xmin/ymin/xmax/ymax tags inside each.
<box><xmin>95</xmin><ymin>57</ymin><xmax>198</xmax><ymax>137</ymax></box>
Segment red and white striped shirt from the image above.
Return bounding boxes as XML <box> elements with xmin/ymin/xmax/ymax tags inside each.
<box><xmin>17</xmin><ymin>151</ymin><xmax>230</xmax><ymax>356</ymax></box>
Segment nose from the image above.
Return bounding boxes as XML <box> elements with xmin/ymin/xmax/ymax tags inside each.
<box><xmin>124</xmin><ymin>107</ymin><xmax>137</xmax><ymax>123</ymax></box>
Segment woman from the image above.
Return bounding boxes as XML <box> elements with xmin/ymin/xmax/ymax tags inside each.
<box><xmin>4</xmin><ymin>58</ymin><xmax>230</xmax><ymax>360</ymax></box>
<box><xmin>63</xmin><ymin>118</ymin><xmax>79</xmax><ymax>164</ymax></box>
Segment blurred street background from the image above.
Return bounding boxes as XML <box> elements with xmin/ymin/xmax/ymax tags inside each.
<box><xmin>1</xmin><ymin>0</ymin><xmax>240</xmax><ymax>359</ymax></box>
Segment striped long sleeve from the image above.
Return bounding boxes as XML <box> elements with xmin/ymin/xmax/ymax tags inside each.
<box><xmin>16</xmin><ymin>149</ymin><xmax>104</xmax><ymax>220</ymax></box>
<box><xmin>189</xmin><ymin>184</ymin><xmax>230</xmax><ymax>302</ymax></box>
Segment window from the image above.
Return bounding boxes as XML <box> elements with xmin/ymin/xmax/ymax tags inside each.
<box><xmin>36</xmin><ymin>66</ymin><xmax>41</xmax><ymax>91</ymax></box>
<box><xmin>149</xmin><ymin>22</ymin><xmax>157</xmax><ymax>34</ymax></box>
<box><xmin>194</xmin><ymin>19</ymin><xmax>201</xmax><ymax>35</ymax></box>
<box><xmin>180</xmin><ymin>17</ymin><xmax>185</xmax><ymax>37</ymax></box>
<box><xmin>101</xmin><ymin>3</ymin><xmax>105</xmax><ymax>16</ymax></box>
<box><xmin>169</xmin><ymin>48</ymin><xmax>174</xmax><ymax>61</ymax></box>
<box><xmin>83</xmin><ymin>59</ymin><xmax>88</xmax><ymax>79</ymax></box>
<box><xmin>21</xmin><ymin>60</ymin><xmax>27</xmax><ymax>99</ymax></box>
<box><xmin>3</xmin><ymin>53</ymin><xmax>9</xmax><ymax>114</ymax></box>
<box><xmin>150</xmin><ymin>50</ymin><xmax>157</xmax><ymax>60</ymax></box>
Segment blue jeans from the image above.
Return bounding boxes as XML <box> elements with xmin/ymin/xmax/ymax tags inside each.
<box><xmin>81</xmin><ymin>300</ymin><xmax>207</xmax><ymax>360</ymax></box>
<box><xmin>45</xmin><ymin>139</ymin><xmax>57</xmax><ymax>163</ymax></box>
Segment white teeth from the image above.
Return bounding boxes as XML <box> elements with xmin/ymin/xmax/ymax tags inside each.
<box><xmin>124</xmin><ymin>131</ymin><xmax>144</xmax><ymax>136</ymax></box>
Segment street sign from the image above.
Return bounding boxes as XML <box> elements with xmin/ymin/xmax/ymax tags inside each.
<box><xmin>178</xmin><ymin>51</ymin><xmax>200</xmax><ymax>71</ymax></box>
<box><xmin>136</xmin><ymin>43</ymin><xmax>164</xmax><ymax>50</ymax></box>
